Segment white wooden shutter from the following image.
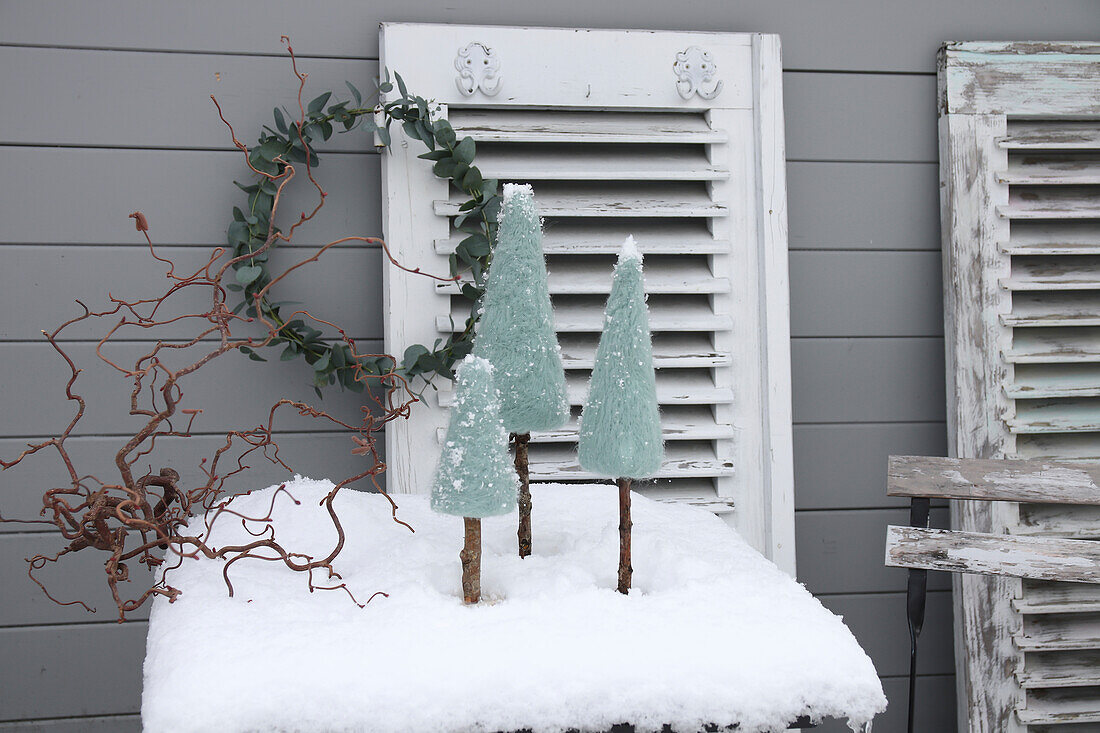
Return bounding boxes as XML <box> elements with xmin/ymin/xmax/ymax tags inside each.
<box><xmin>380</xmin><ymin>24</ymin><xmax>795</xmax><ymax>574</ymax></box>
<box><xmin>940</xmin><ymin>42</ymin><xmax>1100</xmax><ymax>732</ymax></box>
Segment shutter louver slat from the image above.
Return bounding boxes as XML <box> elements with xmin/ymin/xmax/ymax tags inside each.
<box><xmin>1018</xmin><ymin>650</ymin><xmax>1100</xmax><ymax>689</ymax></box>
<box><xmin>438</xmin><ymin>297</ymin><xmax>733</xmax><ymax>333</ymax></box>
<box><xmin>436</xmin><ymin>221</ymin><xmax>732</xmax><ymax>255</ymax></box>
<box><xmin>435</xmin><ymin>191</ymin><xmax>727</xmax><ymax>218</ymax></box>
<box><xmin>382</xmin><ymin>25</ymin><xmax>794</xmax><ymax>575</ymax></box>
<box><xmin>437</xmin><ymin>255</ymin><xmax>728</xmax><ymax>294</ymax></box>
<box><xmin>449</xmin><ymin>108</ymin><xmax>729</xmax><ymax>144</ymax></box>
<box><xmin>997</xmin><ymin>122</ymin><xmax>1100</xmax><ymax>151</ymax></box>
<box><xmin>998</xmin><ymin>186</ymin><xmax>1100</xmax><ymax>219</ymax></box>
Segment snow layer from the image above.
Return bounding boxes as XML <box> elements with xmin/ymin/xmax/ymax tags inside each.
<box><xmin>618</xmin><ymin>234</ymin><xmax>642</xmax><ymax>262</ymax></box>
<box><xmin>142</xmin><ymin>478</ymin><xmax>886</xmax><ymax>733</ymax></box>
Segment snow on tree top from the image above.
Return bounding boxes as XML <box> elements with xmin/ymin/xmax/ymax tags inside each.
<box><xmin>502</xmin><ymin>182</ymin><xmax>534</xmax><ymax>204</ymax></box>
<box><xmin>618</xmin><ymin>234</ymin><xmax>642</xmax><ymax>264</ymax></box>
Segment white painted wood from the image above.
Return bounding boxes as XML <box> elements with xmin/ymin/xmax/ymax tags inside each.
<box><xmin>886</xmin><ymin>525</ymin><xmax>1100</xmax><ymax>583</ymax></box>
<box><xmin>939</xmin><ymin>53</ymin><xmax>1020</xmax><ymax>731</ymax></box>
<box><xmin>1015</xmin><ymin>616</ymin><xmax>1100</xmax><ymax>652</ymax></box>
<box><xmin>435</xmin><ymin>226</ymin><xmax>731</xmax><ymax>255</ymax></box>
<box><xmin>437</xmin><ymin>301</ymin><xmax>733</xmax><ymax>333</ymax></box>
<box><xmin>1014</xmin><ymin>503</ymin><xmax>1100</xmax><ymax>538</ymax></box>
<box><xmin>1014</xmin><ymin>600</ymin><xmax>1100</xmax><ymax>616</ymax></box>
<box><xmin>434</xmin><ymin>191</ymin><xmax>727</xmax><ymax>218</ymax></box>
<box><xmin>440</xmin><ymin>372</ymin><xmax>734</xmax><ymax>407</ymax></box>
<box><xmin>558</xmin><ymin>332</ymin><xmax>731</xmax><ymax>369</ymax></box>
<box><xmin>1007</xmin><ymin>364</ymin><xmax>1100</xmax><ymax>399</ymax></box>
<box><xmin>1003</xmin><ymin>293</ymin><xmax>1100</xmax><ymax>329</ymax></box>
<box><xmin>1008</xmin><ymin>399</ymin><xmax>1100</xmax><ymax>435</ymax></box>
<box><xmin>888</xmin><ymin>454</ymin><xmax>1100</xmax><ymax>505</ymax></box>
<box><xmin>436</xmin><ymin>257</ymin><xmax>729</xmax><ymax>295</ymax></box>
<box><xmin>940</xmin><ymin>42</ymin><xmax>1100</xmax><ymax>731</ymax></box>
<box><xmin>998</xmin><ymin>122</ymin><xmax>1100</xmax><ymax>151</ymax></box>
<box><xmin>997</xmin><ymin>155</ymin><xmax>1100</xmax><ymax>186</ymax></box>
<box><xmin>1001</xmin><ymin>221</ymin><xmax>1100</xmax><ymax>256</ymax></box>
<box><xmin>438</xmin><ymin>408</ymin><xmax>736</xmax><ymax>443</ymax></box>
<box><xmin>751</xmin><ymin>33</ymin><xmax>797</xmax><ymax>576</ymax></box>
<box><xmin>1016</xmin><ymin>703</ymin><xmax>1100</xmax><ymax>726</ymax></box>
<box><xmin>1018</xmin><ymin>651</ymin><xmax>1100</xmax><ymax>688</ymax></box>
<box><xmin>1003</xmin><ymin>257</ymin><xmax>1100</xmax><ymax>291</ymax></box>
<box><xmin>449</xmin><ymin>108</ymin><xmax>730</xmax><ymax>143</ymax></box>
<box><xmin>998</xmin><ymin>189</ymin><xmax>1100</xmax><ymax>220</ymax></box>
<box><xmin>380</xmin><ymin>24</ymin><xmax>794</xmax><ymax>576</ymax></box>
<box><xmin>473</xmin><ymin>146</ymin><xmax>729</xmax><ymax>181</ymax></box>
<box><xmin>942</xmin><ymin>42</ymin><xmax>1100</xmax><ymax>116</ymax></box>
<box><xmin>1006</xmin><ymin>329</ymin><xmax>1100</xmax><ymax>364</ymax></box>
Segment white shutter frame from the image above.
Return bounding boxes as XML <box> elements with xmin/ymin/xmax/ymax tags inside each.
<box><xmin>380</xmin><ymin>24</ymin><xmax>795</xmax><ymax>575</ymax></box>
<box><xmin>939</xmin><ymin>41</ymin><xmax>1100</xmax><ymax>733</ymax></box>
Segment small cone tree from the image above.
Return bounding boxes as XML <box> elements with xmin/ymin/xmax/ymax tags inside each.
<box><xmin>473</xmin><ymin>183</ymin><xmax>569</xmax><ymax>558</ymax></box>
<box><xmin>577</xmin><ymin>236</ymin><xmax>664</xmax><ymax>594</ymax></box>
<box><xmin>431</xmin><ymin>355</ymin><xmax>519</xmax><ymax>604</ymax></box>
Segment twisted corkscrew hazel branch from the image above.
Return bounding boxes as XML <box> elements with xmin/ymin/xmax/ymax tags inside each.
<box><xmin>0</xmin><ymin>37</ymin><xmax>467</xmax><ymax>621</ymax></box>
<box><xmin>0</xmin><ymin>207</ymin><xmax>433</xmax><ymax>619</ymax></box>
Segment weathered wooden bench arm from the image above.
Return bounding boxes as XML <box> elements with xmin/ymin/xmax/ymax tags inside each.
<box><xmin>888</xmin><ymin>455</ymin><xmax>1100</xmax><ymax>505</ymax></box>
<box><xmin>886</xmin><ymin>525</ymin><xmax>1100</xmax><ymax>583</ymax></box>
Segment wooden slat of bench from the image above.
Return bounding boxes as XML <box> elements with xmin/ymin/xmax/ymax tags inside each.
<box><xmin>887</xmin><ymin>454</ymin><xmax>1100</xmax><ymax>505</ymax></box>
<box><xmin>885</xmin><ymin>525</ymin><xmax>1100</xmax><ymax>583</ymax></box>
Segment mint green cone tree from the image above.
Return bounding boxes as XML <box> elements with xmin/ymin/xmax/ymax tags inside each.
<box><xmin>577</xmin><ymin>235</ymin><xmax>664</xmax><ymax>594</ymax></box>
<box><xmin>473</xmin><ymin>183</ymin><xmax>569</xmax><ymax>558</ymax></box>
<box><xmin>431</xmin><ymin>355</ymin><xmax>518</xmax><ymax>603</ymax></box>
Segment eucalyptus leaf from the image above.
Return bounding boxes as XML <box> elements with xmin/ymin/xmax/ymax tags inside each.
<box><xmin>235</xmin><ymin>265</ymin><xmax>263</xmax><ymax>285</ymax></box>
<box><xmin>307</xmin><ymin>92</ymin><xmax>332</xmax><ymax>114</ymax></box>
<box><xmin>346</xmin><ymin>80</ymin><xmax>362</xmax><ymax>105</ymax></box>
<box><xmin>452</xmin><ymin>136</ymin><xmax>476</xmax><ymax>164</ymax></box>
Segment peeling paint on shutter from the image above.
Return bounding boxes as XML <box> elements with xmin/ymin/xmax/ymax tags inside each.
<box><xmin>380</xmin><ymin>24</ymin><xmax>795</xmax><ymax>574</ymax></box>
<box><xmin>940</xmin><ymin>41</ymin><xmax>1100</xmax><ymax>732</ymax></box>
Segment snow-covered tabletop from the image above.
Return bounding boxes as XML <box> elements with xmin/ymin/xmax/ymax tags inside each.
<box><xmin>142</xmin><ymin>478</ymin><xmax>886</xmax><ymax>732</ymax></box>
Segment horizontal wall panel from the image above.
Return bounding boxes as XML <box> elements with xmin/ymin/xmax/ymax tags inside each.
<box><xmin>0</xmin><ymin>623</ymin><xmax>145</xmax><ymax>721</ymax></box>
<box><xmin>817</xmin><ymin>675</ymin><xmax>957</xmax><ymax>733</ymax></box>
<box><xmin>0</xmin><ymin>148</ymin><xmax>380</xmax><ymax>247</ymax></box>
<box><xmin>0</xmin><ymin>432</ymin><xmax>387</xmax><ymax>536</ymax></box>
<box><xmin>0</xmin><ymin>340</ymin><xmax>384</xmax><ymax>438</ymax></box>
<box><xmin>784</xmin><ymin>72</ymin><xmax>937</xmax><ymax>163</ymax></box>
<box><xmin>0</xmin><ymin>715</ymin><xmax>140</xmax><ymax>732</ymax></box>
<box><xmin>0</xmin><ymin>534</ymin><xmax>157</xmax><ymax>625</ymax></box>
<box><xmin>789</xmin><ymin>251</ymin><xmax>943</xmax><ymax>337</ymax></box>
<box><xmin>0</xmin><ymin>47</ymin><xmax>376</xmax><ymax>152</ymax></box>
<box><xmin>791</xmin><ymin>338</ymin><xmax>947</xmax><ymax>424</ymax></box>
<box><xmin>820</xmin><ymin>591</ymin><xmax>954</xmax><ymax>677</ymax></box>
<box><xmin>786</xmin><ymin>162</ymin><xmax>940</xmax><ymax>250</ymax></box>
<box><xmin>795</xmin><ymin>507</ymin><xmax>951</xmax><ymax>595</ymax></box>
<box><xmin>0</xmin><ymin>245</ymin><xmax>383</xmax><ymax>342</ymax></box>
<box><xmin>794</xmin><ymin>422</ymin><xmax>947</xmax><ymax>510</ymax></box>
<box><xmin>3</xmin><ymin>0</ymin><xmax>1097</xmax><ymax>74</ymax></box>
<box><xmin>0</xmin><ymin>48</ymin><xmax>934</xmax><ymax>165</ymax></box>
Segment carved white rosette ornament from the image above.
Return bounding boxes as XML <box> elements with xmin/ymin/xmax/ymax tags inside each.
<box><xmin>455</xmin><ymin>42</ymin><xmax>502</xmax><ymax>97</ymax></box>
<box><xmin>673</xmin><ymin>46</ymin><xmax>722</xmax><ymax>100</ymax></box>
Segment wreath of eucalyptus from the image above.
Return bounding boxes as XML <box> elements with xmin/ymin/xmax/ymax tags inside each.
<box><xmin>225</xmin><ymin>69</ymin><xmax>498</xmax><ymax>396</ymax></box>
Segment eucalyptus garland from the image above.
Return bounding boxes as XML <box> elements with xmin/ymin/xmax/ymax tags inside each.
<box><xmin>226</xmin><ymin>72</ymin><xmax>499</xmax><ymax>396</ymax></box>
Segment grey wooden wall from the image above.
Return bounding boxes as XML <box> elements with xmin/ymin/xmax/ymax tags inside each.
<box><xmin>0</xmin><ymin>2</ymin><xmax>1095</xmax><ymax>731</ymax></box>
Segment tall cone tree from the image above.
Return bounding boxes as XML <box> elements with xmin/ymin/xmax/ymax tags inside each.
<box><xmin>473</xmin><ymin>183</ymin><xmax>569</xmax><ymax>558</ymax></box>
<box><xmin>431</xmin><ymin>355</ymin><xmax>518</xmax><ymax>603</ymax></box>
<box><xmin>578</xmin><ymin>236</ymin><xmax>664</xmax><ymax>594</ymax></box>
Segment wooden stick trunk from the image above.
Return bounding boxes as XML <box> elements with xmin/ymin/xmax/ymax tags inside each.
<box><xmin>460</xmin><ymin>516</ymin><xmax>482</xmax><ymax>604</ymax></box>
<box><xmin>513</xmin><ymin>432</ymin><xmax>532</xmax><ymax>558</ymax></box>
<box><xmin>617</xmin><ymin>478</ymin><xmax>632</xmax><ymax>594</ymax></box>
